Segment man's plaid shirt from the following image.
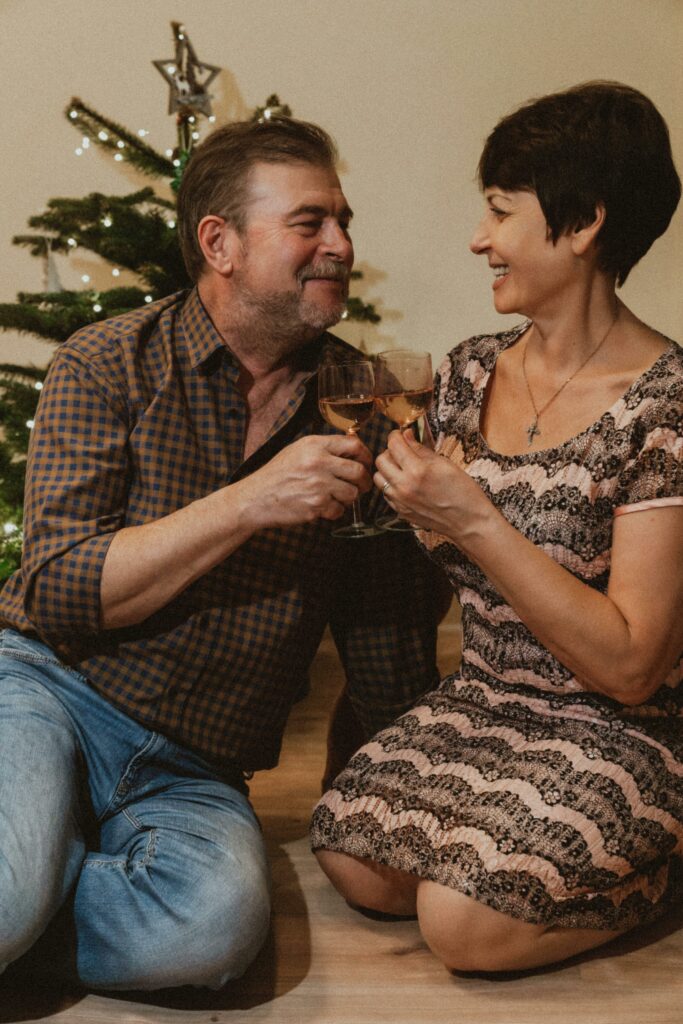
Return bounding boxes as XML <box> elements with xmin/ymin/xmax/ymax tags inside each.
<box><xmin>0</xmin><ymin>289</ymin><xmax>443</xmax><ymax>772</ymax></box>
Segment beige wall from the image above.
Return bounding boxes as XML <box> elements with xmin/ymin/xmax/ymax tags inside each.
<box><xmin>1</xmin><ymin>0</ymin><xmax>681</xmax><ymax>371</ymax></box>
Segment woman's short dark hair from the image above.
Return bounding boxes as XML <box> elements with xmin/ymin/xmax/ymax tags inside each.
<box><xmin>477</xmin><ymin>81</ymin><xmax>681</xmax><ymax>285</ymax></box>
<box><xmin>177</xmin><ymin>118</ymin><xmax>338</xmax><ymax>282</ymax></box>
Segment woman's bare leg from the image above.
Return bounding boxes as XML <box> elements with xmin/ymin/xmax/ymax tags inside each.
<box><xmin>315</xmin><ymin>850</ymin><xmax>418</xmax><ymax>917</ymax></box>
<box><xmin>417</xmin><ymin>881</ymin><xmax>626</xmax><ymax>973</ymax></box>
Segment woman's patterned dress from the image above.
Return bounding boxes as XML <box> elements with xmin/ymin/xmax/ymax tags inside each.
<box><xmin>311</xmin><ymin>323</ymin><xmax>683</xmax><ymax>929</ymax></box>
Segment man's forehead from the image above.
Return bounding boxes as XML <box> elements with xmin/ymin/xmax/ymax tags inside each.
<box><xmin>245</xmin><ymin>160</ymin><xmax>350</xmax><ymax>215</ymax></box>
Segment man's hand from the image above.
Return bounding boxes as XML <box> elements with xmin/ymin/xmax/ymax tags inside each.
<box><xmin>234</xmin><ymin>433</ymin><xmax>374</xmax><ymax>531</ymax></box>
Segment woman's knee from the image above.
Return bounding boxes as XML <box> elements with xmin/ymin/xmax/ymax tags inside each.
<box><xmin>417</xmin><ymin>881</ymin><xmax>542</xmax><ymax>973</ymax></box>
<box><xmin>315</xmin><ymin>849</ymin><xmax>418</xmax><ymax>917</ymax></box>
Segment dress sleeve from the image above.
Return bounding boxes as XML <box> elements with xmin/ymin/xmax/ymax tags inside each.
<box><xmin>20</xmin><ymin>347</ymin><xmax>130</xmax><ymax>639</ymax></box>
<box><xmin>613</xmin><ymin>369</ymin><xmax>683</xmax><ymax>517</ymax></box>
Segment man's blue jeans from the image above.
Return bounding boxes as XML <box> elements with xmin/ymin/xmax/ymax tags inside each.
<box><xmin>0</xmin><ymin>628</ymin><xmax>271</xmax><ymax>991</ymax></box>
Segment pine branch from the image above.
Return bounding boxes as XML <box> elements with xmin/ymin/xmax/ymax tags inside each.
<box><xmin>0</xmin><ymin>287</ymin><xmax>161</xmax><ymax>344</ymax></box>
<box><xmin>345</xmin><ymin>297</ymin><xmax>381</xmax><ymax>323</ymax></box>
<box><xmin>13</xmin><ymin>190</ymin><xmax>188</xmax><ymax>294</ymax></box>
<box><xmin>0</xmin><ymin>376</ymin><xmax>40</xmax><ymax>457</ymax></box>
<box><xmin>0</xmin><ymin>491</ymin><xmax>23</xmax><ymax>581</ymax></box>
<box><xmin>66</xmin><ymin>97</ymin><xmax>175</xmax><ymax>179</ymax></box>
<box><xmin>0</xmin><ymin>301</ymin><xmax>81</xmax><ymax>343</ymax></box>
<box><xmin>0</xmin><ymin>363</ymin><xmax>45</xmax><ymax>381</ymax></box>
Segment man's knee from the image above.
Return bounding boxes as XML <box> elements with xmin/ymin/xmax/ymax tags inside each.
<box><xmin>79</xmin><ymin>858</ymin><xmax>272</xmax><ymax>991</ymax></box>
<box><xmin>199</xmin><ymin>874</ymin><xmax>272</xmax><ymax>988</ymax></box>
<box><xmin>0</xmin><ymin>672</ymin><xmax>82</xmax><ymax>970</ymax></box>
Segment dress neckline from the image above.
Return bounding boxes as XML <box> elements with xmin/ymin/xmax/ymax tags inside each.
<box><xmin>475</xmin><ymin>322</ymin><xmax>676</xmax><ymax>461</ymax></box>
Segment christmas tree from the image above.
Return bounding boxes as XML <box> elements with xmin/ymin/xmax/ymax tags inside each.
<box><xmin>0</xmin><ymin>22</ymin><xmax>380</xmax><ymax>581</ymax></box>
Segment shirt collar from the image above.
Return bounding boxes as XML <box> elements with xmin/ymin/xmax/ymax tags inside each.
<box><xmin>179</xmin><ymin>287</ymin><xmax>230</xmax><ymax>370</ymax></box>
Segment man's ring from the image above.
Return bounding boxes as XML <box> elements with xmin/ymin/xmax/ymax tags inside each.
<box><xmin>382</xmin><ymin>481</ymin><xmax>391</xmax><ymax>498</ymax></box>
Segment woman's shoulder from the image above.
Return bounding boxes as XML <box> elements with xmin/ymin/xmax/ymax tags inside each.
<box><xmin>628</xmin><ymin>341</ymin><xmax>683</xmax><ymax>408</ymax></box>
<box><xmin>435</xmin><ymin>320</ymin><xmax>529</xmax><ymax>385</ymax></box>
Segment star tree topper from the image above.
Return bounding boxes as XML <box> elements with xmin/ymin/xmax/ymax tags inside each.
<box><xmin>153</xmin><ymin>22</ymin><xmax>221</xmax><ymax>118</ymax></box>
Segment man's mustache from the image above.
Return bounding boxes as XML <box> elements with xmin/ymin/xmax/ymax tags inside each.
<box><xmin>297</xmin><ymin>259</ymin><xmax>350</xmax><ymax>286</ymax></box>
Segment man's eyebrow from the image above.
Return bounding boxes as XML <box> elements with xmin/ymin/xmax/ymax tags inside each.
<box><xmin>287</xmin><ymin>203</ymin><xmax>354</xmax><ymax>220</ymax></box>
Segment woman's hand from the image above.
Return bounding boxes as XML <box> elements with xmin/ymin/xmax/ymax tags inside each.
<box><xmin>374</xmin><ymin>430</ymin><xmax>490</xmax><ymax>541</ymax></box>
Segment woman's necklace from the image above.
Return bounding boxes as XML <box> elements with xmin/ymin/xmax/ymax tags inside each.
<box><xmin>521</xmin><ymin>314</ymin><xmax>618</xmax><ymax>446</ymax></box>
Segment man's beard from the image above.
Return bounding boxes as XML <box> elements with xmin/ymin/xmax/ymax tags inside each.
<box><xmin>233</xmin><ymin>258</ymin><xmax>350</xmax><ymax>362</ymax></box>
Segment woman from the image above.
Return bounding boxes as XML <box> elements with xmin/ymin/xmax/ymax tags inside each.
<box><xmin>310</xmin><ymin>81</ymin><xmax>683</xmax><ymax>973</ymax></box>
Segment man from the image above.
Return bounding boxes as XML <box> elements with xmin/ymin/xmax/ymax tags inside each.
<box><xmin>0</xmin><ymin>118</ymin><xmax>443</xmax><ymax>991</ymax></box>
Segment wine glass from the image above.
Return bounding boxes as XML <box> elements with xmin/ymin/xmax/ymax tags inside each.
<box><xmin>318</xmin><ymin>360</ymin><xmax>385</xmax><ymax>538</ymax></box>
<box><xmin>374</xmin><ymin>348</ymin><xmax>433</xmax><ymax>531</ymax></box>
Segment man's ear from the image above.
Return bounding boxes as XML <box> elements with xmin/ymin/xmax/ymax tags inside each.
<box><xmin>196</xmin><ymin>215</ymin><xmax>240</xmax><ymax>276</ymax></box>
<box><xmin>571</xmin><ymin>204</ymin><xmax>606</xmax><ymax>256</ymax></box>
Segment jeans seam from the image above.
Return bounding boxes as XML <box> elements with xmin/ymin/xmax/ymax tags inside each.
<box><xmin>86</xmin><ymin>817</ymin><xmax>157</xmax><ymax>872</ymax></box>
<box><xmin>98</xmin><ymin>732</ymin><xmax>160</xmax><ymax>821</ymax></box>
<box><xmin>0</xmin><ymin>648</ymin><xmax>91</xmax><ymax>688</ymax></box>
<box><xmin>0</xmin><ymin>650</ymin><xmax>62</xmax><ymax>668</ymax></box>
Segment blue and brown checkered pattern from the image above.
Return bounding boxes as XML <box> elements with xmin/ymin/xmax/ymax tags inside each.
<box><xmin>0</xmin><ymin>289</ymin><xmax>443</xmax><ymax>772</ymax></box>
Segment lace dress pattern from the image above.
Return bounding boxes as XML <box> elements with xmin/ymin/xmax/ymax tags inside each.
<box><xmin>311</xmin><ymin>325</ymin><xmax>683</xmax><ymax>929</ymax></box>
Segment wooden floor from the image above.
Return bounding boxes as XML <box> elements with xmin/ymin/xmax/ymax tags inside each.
<box><xmin>2</xmin><ymin>611</ymin><xmax>682</xmax><ymax>1024</ymax></box>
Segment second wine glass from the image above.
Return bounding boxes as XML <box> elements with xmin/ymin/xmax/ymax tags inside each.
<box><xmin>374</xmin><ymin>348</ymin><xmax>433</xmax><ymax>531</ymax></box>
<box><xmin>318</xmin><ymin>361</ymin><xmax>385</xmax><ymax>538</ymax></box>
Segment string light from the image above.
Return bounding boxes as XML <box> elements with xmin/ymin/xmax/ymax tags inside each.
<box><xmin>137</xmin><ymin>129</ymin><xmax>149</xmax><ymax>137</ymax></box>
<box><xmin>67</xmin><ymin>237</ymin><xmax>77</xmax><ymax>247</ymax></box>
<box><xmin>82</xmin><ymin>137</ymin><xmax>90</xmax><ymax>148</ymax></box>
<box><xmin>165</xmin><ymin>148</ymin><xmax>173</xmax><ymax>157</ymax></box>
<box><xmin>144</xmin><ymin>295</ymin><xmax>153</xmax><ymax>303</ymax></box>
<box><xmin>75</xmin><ymin>147</ymin><xmax>83</xmax><ymax>156</ymax></box>
<box><xmin>34</xmin><ymin>381</ymin><xmax>43</xmax><ymax>391</ymax></box>
<box><xmin>192</xmin><ymin>132</ymin><xmax>200</xmax><ymax>141</ymax></box>
<box><xmin>93</xmin><ymin>303</ymin><xmax>102</xmax><ymax>313</ymax></box>
<box><xmin>172</xmin><ymin>159</ymin><xmax>181</xmax><ymax>167</ymax></box>
<box><xmin>209</xmin><ymin>116</ymin><xmax>216</xmax><ymax>123</ymax></box>
<box><xmin>69</xmin><ymin>109</ymin><xmax>78</xmax><ymax>119</ymax></box>
<box><xmin>111</xmin><ymin>268</ymin><xmax>120</xmax><ymax>277</ymax></box>
<box><xmin>102</xmin><ymin>216</ymin><xmax>112</xmax><ymax>227</ymax></box>
<box><xmin>81</xmin><ymin>274</ymin><xmax>91</xmax><ymax>283</ymax></box>
<box><xmin>167</xmin><ymin>219</ymin><xmax>176</xmax><ymax>229</ymax></box>
<box><xmin>25</xmin><ymin>419</ymin><xmax>35</xmax><ymax>430</ymax></box>
<box><xmin>116</xmin><ymin>141</ymin><xmax>125</xmax><ymax>149</ymax></box>
<box><xmin>114</xmin><ymin>154</ymin><xmax>123</xmax><ymax>161</ymax></box>
<box><xmin>98</xmin><ymin>130</ymin><xmax>108</xmax><ymax>141</ymax></box>
<box><xmin>3</xmin><ymin>522</ymin><xmax>18</xmax><ymax>536</ymax></box>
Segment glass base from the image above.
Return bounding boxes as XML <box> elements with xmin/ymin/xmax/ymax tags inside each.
<box><xmin>376</xmin><ymin>514</ymin><xmax>417</xmax><ymax>533</ymax></box>
<box><xmin>332</xmin><ymin>521</ymin><xmax>386</xmax><ymax>538</ymax></box>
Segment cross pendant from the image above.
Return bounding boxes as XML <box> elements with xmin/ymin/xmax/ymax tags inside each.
<box><xmin>526</xmin><ymin>419</ymin><xmax>540</xmax><ymax>446</ymax></box>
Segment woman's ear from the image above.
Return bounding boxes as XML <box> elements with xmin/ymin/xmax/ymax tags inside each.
<box><xmin>571</xmin><ymin>204</ymin><xmax>606</xmax><ymax>256</ymax></box>
<box><xmin>196</xmin><ymin>215</ymin><xmax>239</xmax><ymax>276</ymax></box>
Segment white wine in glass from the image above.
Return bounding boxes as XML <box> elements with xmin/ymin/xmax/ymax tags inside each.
<box><xmin>318</xmin><ymin>361</ymin><xmax>384</xmax><ymax>538</ymax></box>
<box><xmin>374</xmin><ymin>349</ymin><xmax>433</xmax><ymax>531</ymax></box>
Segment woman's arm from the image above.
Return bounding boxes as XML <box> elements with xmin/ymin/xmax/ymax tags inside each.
<box><xmin>375</xmin><ymin>430</ymin><xmax>683</xmax><ymax>705</ymax></box>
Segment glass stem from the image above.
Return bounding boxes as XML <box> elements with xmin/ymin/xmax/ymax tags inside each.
<box><xmin>347</xmin><ymin>428</ymin><xmax>363</xmax><ymax>529</ymax></box>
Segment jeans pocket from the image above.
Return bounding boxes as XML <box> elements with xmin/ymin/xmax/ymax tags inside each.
<box><xmin>0</xmin><ymin>628</ymin><xmax>68</xmax><ymax>670</ymax></box>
